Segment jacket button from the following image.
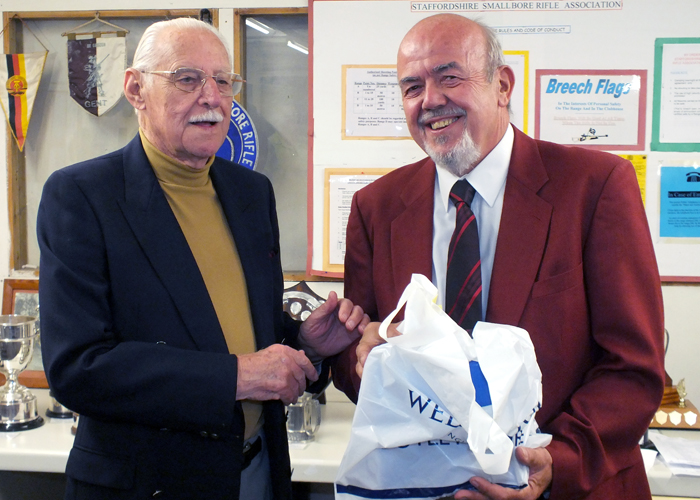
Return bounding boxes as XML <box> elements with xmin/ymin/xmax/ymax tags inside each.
<box><xmin>210</xmin><ymin>433</ymin><xmax>220</xmax><ymax>440</ymax></box>
<box><xmin>200</xmin><ymin>430</ymin><xmax>209</xmax><ymax>438</ymax></box>
<box><xmin>152</xmin><ymin>490</ymin><xmax>163</xmax><ymax>497</ymax></box>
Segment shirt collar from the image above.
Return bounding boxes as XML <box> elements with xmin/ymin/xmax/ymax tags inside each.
<box><xmin>436</xmin><ymin>124</ymin><xmax>514</xmax><ymax>212</ymax></box>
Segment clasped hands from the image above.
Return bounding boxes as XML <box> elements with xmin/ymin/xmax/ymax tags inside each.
<box><xmin>237</xmin><ymin>292</ymin><xmax>369</xmax><ymax>405</ymax></box>
<box><xmin>355</xmin><ymin>322</ymin><xmax>553</xmax><ymax>500</ymax></box>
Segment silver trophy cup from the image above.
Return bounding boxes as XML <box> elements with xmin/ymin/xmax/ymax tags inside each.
<box><xmin>0</xmin><ymin>315</ymin><xmax>44</xmax><ymax>431</ymax></box>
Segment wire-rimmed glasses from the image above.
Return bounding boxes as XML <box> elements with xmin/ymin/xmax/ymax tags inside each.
<box><xmin>141</xmin><ymin>67</ymin><xmax>244</xmax><ymax>97</ymax></box>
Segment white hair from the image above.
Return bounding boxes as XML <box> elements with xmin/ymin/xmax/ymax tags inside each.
<box><xmin>477</xmin><ymin>20</ymin><xmax>505</xmax><ymax>82</ymax></box>
<box><xmin>131</xmin><ymin>17</ymin><xmax>232</xmax><ymax>74</ymax></box>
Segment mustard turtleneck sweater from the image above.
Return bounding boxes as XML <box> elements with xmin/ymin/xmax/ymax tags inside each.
<box><xmin>141</xmin><ymin>131</ymin><xmax>262</xmax><ymax>439</ymax></box>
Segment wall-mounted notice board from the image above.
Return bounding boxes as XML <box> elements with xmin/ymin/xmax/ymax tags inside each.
<box><xmin>309</xmin><ymin>0</ymin><xmax>700</xmax><ymax>281</ymax></box>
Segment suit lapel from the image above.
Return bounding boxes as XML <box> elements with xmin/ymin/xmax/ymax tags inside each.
<box><xmin>392</xmin><ymin>159</ymin><xmax>435</xmax><ymax>296</ymax></box>
<box><xmin>117</xmin><ymin>137</ymin><xmax>228</xmax><ymax>353</ymax></box>
<box><xmin>487</xmin><ymin>129</ymin><xmax>552</xmax><ymax>325</ymax></box>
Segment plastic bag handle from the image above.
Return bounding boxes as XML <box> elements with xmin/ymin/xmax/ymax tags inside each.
<box><xmin>377</xmin><ymin>275</ymin><xmax>432</xmax><ymax>341</ymax></box>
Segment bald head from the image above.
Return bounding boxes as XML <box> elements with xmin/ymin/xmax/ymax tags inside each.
<box><xmin>399</xmin><ymin>15</ymin><xmax>504</xmax><ymax>83</ymax></box>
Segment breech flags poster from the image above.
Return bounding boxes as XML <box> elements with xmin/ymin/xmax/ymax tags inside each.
<box><xmin>0</xmin><ymin>51</ymin><xmax>47</xmax><ymax>151</ymax></box>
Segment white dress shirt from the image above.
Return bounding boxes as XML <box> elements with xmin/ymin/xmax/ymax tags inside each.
<box><xmin>432</xmin><ymin>124</ymin><xmax>514</xmax><ymax>316</ymax></box>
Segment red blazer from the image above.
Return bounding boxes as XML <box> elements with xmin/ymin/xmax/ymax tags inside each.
<box><xmin>333</xmin><ymin>128</ymin><xmax>665</xmax><ymax>500</ymax></box>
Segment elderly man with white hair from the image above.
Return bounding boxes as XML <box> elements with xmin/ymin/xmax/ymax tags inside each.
<box><xmin>38</xmin><ymin>17</ymin><xmax>367</xmax><ymax>500</ymax></box>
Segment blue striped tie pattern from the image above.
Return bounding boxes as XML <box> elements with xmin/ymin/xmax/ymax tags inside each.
<box><xmin>445</xmin><ymin>179</ymin><xmax>482</xmax><ymax>334</ymax></box>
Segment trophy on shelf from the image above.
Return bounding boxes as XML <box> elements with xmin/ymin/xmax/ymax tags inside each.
<box><xmin>0</xmin><ymin>315</ymin><xmax>44</xmax><ymax>431</ymax></box>
<box><xmin>650</xmin><ymin>328</ymin><xmax>700</xmax><ymax>430</ymax></box>
<box><xmin>650</xmin><ymin>373</ymin><xmax>699</xmax><ymax>430</ymax></box>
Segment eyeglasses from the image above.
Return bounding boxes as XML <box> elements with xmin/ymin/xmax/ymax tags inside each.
<box><xmin>141</xmin><ymin>67</ymin><xmax>244</xmax><ymax>97</ymax></box>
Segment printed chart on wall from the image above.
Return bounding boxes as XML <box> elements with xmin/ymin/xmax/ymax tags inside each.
<box><xmin>651</xmin><ymin>38</ymin><xmax>700</xmax><ymax>152</ymax></box>
<box><xmin>310</xmin><ymin>0</ymin><xmax>700</xmax><ymax>279</ymax></box>
<box><xmin>659</xmin><ymin>166</ymin><xmax>700</xmax><ymax>239</ymax></box>
<box><xmin>323</xmin><ymin>169</ymin><xmax>393</xmax><ymax>273</ymax></box>
<box><xmin>342</xmin><ymin>65</ymin><xmax>409</xmax><ymax>140</ymax></box>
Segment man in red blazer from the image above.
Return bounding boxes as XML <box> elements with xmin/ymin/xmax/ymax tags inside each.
<box><xmin>332</xmin><ymin>14</ymin><xmax>665</xmax><ymax>500</ymax></box>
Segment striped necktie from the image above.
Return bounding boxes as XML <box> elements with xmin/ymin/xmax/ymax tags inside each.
<box><xmin>445</xmin><ymin>179</ymin><xmax>482</xmax><ymax>334</ymax></box>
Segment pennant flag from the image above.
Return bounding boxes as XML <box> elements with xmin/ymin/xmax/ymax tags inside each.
<box><xmin>67</xmin><ymin>36</ymin><xmax>126</xmax><ymax>116</ymax></box>
<box><xmin>0</xmin><ymin>51</ymin><xmax>46</xmax><ymax>151</ymax></box>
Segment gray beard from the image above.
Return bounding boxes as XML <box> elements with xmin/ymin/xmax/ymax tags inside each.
<box><xmin>425</xmin><ymin>127</ymin><xmax>481</xmax><ymax>177</ymax></box>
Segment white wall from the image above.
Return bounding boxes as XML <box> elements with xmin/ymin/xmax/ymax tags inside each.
<box><xmin>2</xmin><ymin>0</ymin><xmax>698</xmax><ymax>405</ymax></box>
<box><xmin>661</xmin><ymin>284</ymin><xmax>700</xmax><ymax>403</ymax></box>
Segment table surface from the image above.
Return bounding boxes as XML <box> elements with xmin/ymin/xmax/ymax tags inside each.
<box><xmin>0</xmin><ymin>388</ymin><xmax>356</xmax><ymax>480</ymax></box>
<box><xmin>1</xmin><ymin>388</ymin><xmax>699</xmax><ymax>498</ymax></box>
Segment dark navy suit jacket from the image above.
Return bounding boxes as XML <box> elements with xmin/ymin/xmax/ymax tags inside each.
<box><xmin>38</xmin><ymin>135</ymin><xmax>297</xmax><ymax>499</ymax></box>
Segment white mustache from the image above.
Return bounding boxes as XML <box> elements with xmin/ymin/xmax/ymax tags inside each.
<box><xmin>418</xmin><ymin>106</ymin><xmax>466</xmax><ymax>126</ymax></box>
<box><xmin>189</xmin><ymin>110</ymin><xmax>224</xmax><ymax>124</ymax></box>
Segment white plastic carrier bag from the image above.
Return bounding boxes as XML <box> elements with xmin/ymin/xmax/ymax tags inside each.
<box><xmin>335</xmin><ymin>274</ymin><xmax>551</xmax><ymax>500</ymax></box>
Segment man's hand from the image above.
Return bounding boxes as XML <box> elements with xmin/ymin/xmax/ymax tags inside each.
<box><xmin>298</xmin><ymin>291</ymin><xmax>369</xmax><ymax>363</ymax></box>
<box><xmin>356</xmin><ymin>321</ymin><xmax>401</xmax><ymax>378</ymax></box>
<box><xmin>236</xmin><ymin>344</ymin><xmax>318</xmax><ymax>405</ymax></box>
<box><xmin>453</xmin><ymin>447</ymin><xmax>552</xmax><ymax>500</ymax></box>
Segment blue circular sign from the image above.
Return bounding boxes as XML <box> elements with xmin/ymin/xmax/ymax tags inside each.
<box><xmin>216</xmin><ymin>100</ymin><xmax>259</xmax><ymax>170</ymax></box>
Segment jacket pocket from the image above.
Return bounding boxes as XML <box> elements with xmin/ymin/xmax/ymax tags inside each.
<box><xmin>531</xmin><ymin>263</ymin><xmax>583</xmax><ymax>298</ymax></box>
<box><xmin>65</xmin><ymin>446</ymin><xmax>135</xmax><ymax>490</ymax></box>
